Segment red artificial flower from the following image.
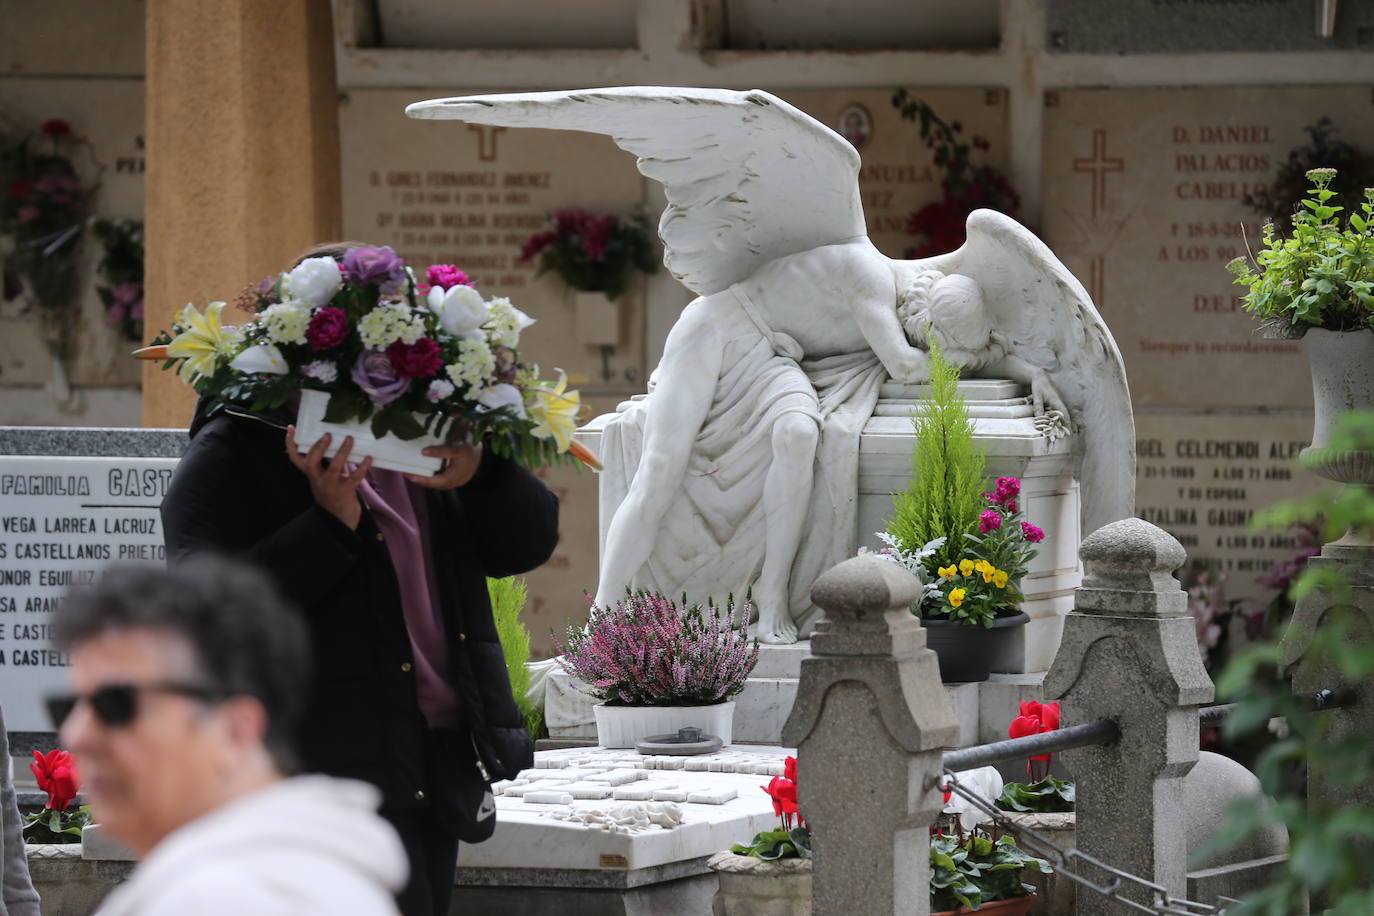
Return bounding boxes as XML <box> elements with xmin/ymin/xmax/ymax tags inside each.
<box><xmin>31</xmin><ymin>749</ymin><xmax>79</xmax><ymax>811</ymax></box>
<box><xmin>7</xmin><ymin>178</ymin><xmax>34</xmax><ymax>201</ymax></box>
<box><xmin>386</xmin><ymin>337</ymin><xmax>443</xmax><ymax>379</ymax></box>
<box><xmin>41</xmin><ymin>119</ymin><xmax>71</xmax><ymax>137</ymax></box>
<box><xmin>305</xmin><ymin>306</ymin><xmax>348</xmax><ymax>351</ymax></box>
<box><xmin>784</xmin><ymin>755</ymin><xmax>797</xmax><ymax>783</ymax></box>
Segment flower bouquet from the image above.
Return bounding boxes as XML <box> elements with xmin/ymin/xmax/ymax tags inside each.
<box><xmin>518</xmin><ymin>208</ymin><xmax>658</xmax><ymax>301</ymax></box>
<box><xmin>23</xmin><ymin>749</ymin><xmax>90</xmax><ymax>844</ymax></box>
<box><xmin>138</xmin><ymin>246</ymin><xmax>598</xmax><ymax>474</ymax></box>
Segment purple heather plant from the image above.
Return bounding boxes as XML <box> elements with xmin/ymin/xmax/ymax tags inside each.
<box><xmin>555</xmin><ymin>593</ymin><xmax>760</xmax><ymax>707</ymax></box>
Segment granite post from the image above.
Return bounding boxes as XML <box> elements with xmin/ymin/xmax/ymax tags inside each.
<box><xmin>781</xmin><ymin>555</ymin><xmax>959</xmax><ymax>916</ymax></box>
<box><xmin>1280</xmin><ymin>537</ymin><xmax>1374</xmax><ymax>818</ymax></box>
<box><xmin>1044</xmin><ymin>518</ymin><xmax>1214</xmax><ymax>914</ymax></box>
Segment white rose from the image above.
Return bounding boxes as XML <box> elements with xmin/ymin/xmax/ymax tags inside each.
<box><xmin>229</xmin><ymin>344</ymin><xmax>288</xmax><ymax>375</ymax></box>
<box><xmin>283</xmin><ymin>257</ymin><xmax>343</xmax><ymax>308</ymax></box>
<box><xmin>476</xmin><ymin>383</ymin><xmax>527</xmax><ymax>418</ymax></box>
<box><xmin>428</xmin><ymin>283</ymin><xmax>488</xmax><ymax>338</ymax></box>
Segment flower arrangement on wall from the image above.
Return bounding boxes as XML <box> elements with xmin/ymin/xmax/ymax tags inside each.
<box><xmin>91</xmin><ymin>216</ymin><xmax>144</xmax><ymax>343</ymax></box>
<box><xmin>0</xmin><ymin>118</ymin><xmax>94</xmax><ymax>364</ymax></box>
<box><xmin>890</xmin><ymin>89</ymin><xmax>1020</xmax><ymax>258</ymax></box>
<box><xmin>518</xmin><ymin>208</ymin><xmax>658</xmax><ymax>300</ymax></box>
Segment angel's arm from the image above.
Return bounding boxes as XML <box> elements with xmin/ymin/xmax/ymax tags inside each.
<box><xmin>981</xmin><ymin>348</ymin><xmax>1070</xmax><ymax>421</ymax></box>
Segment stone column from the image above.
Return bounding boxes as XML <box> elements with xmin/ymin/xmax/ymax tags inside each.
<box><xmin>1281</xmin><ymin>540</ymin><xmax>1374</xmax><ymax>816</ymax></box>
<box><xmin>142</xmin><ymin>0</ymin><xmax>342</xmax><ymax>427</ymax></box>
<box><xmin>781</xmin><ymin>555</ymin><xmax>959</xmax><ymax>916</ymax></box>
<box><xmin>1044</xmin><ymin>518</ymin><xmax>1214</xmax><ymax>915</ymax></box>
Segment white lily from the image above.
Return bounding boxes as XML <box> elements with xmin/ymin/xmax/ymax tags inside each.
<box><xmin>476</xmin><ymin>383</ymin><xmax>527</xmax><ymax>418</ymax></box>
<box><xmin>427</xmin><ymin>284</ymin><xmax>488</xmax><ymax>338</ymax></box>
<box><xmin>229</xmin><ymin>344</ymin><xmax>289</xmax><ymax>375</ymax></box>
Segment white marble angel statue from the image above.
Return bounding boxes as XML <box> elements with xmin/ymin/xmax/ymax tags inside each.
<box><xmin>408</xmin><ymin>87</ymin><xmax>1134</xmax><ymax>645</ymax></box>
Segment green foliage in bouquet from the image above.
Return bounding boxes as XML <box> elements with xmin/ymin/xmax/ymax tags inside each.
<box><xmin>930</xmin><ymin>830</ymin><xmax>1051</xmax><ymax>912</ymax></box>
<box><xmin>885</xmin><ymin>340</ymin><xmax>986</xmax><ymax>576</ymax></box>
<box><xmin>488</xmin><ymin>576</ymin><xmax>544</xmax><ymax>740</ymax></box>
<box><xmin>1228</xmin><ymin>168</ymin><xmax>1374</xmax><ymax>334</ymax></box>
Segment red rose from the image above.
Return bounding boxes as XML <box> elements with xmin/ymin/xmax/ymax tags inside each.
<box><xmin>41</xmin><ymin>119</ymin><xmax>71</xmax><ymax>137</ymax></box>
<box><xmin>31</xmin><ymin>749</ymin><xmax>79</xmax><ymax>811</ymax></box>
<box><xmin>386</xmin><ymin>337</ymin><xmax>442</xmax><ymax>379</ymax></box>
<box><xmin>305</xmin><ymin>306</ymin><xmax>348</xmax><ymax>351</ymax></box>
<box><xmin>7</xmin><ymin>178</ymin><xmax>34</xmax><ymax>201</ymax></box>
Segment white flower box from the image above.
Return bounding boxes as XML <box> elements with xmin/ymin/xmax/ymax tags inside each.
<box><xmin>294</xmin><ymin>389</ymin><xmax>446</xmax><ymax>476</ymax></box>
<box><xmin>593</xmin><ymin>701</ymin><xmax>736</xmax><ymax>749</ymax></box>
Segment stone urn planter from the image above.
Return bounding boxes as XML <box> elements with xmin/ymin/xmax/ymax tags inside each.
<box><xmin>1296</xmin><ymin>328</ymin><xmax>1374</xmax><ymax>547</ymax></box>
<box><xmin>999</xmin><ymin>811</ymin><xmax>1076</xmax><ymax>915</ymax></box>
<box><xmin>922</xmin><ymin>610</ymin><xmax>1029</xmax><ymax>683</ymax></box>
<box><xmin>707</xmin><ymin>850</ymin><xmax>812</xmax><ymax>916</ymax></box>
<box><xmin>593</xmin><ymin>700</ymin><xmax>736</xmax><ymax>748</ymax></box>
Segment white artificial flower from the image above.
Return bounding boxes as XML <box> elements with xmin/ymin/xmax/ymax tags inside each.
<box><xmin>476</xmin><ymin>383</ymin><xmax>526</xmax><ymax>418</ymax></box>
<box><xmin>260</xmin><ymin>300</ymin><xmax>311</xmax><ymax>345</ymax></box>
<box><xmin>445</xmin><ymin>336</ymin><xmax>496</xmax><ymax>391</ymax></box>
<box><xmin>428</xmin><ymin>283</ymin><xmax>488</xmax><ymax>338</ymax></box>
<box><xmin>483</xmin><ymin>296</ymin><xmax>536</xmax><ymax>349</ymax></box>
<box><xmin>426</xmin><ymin>379</ymin><xmax>456</xmax><ymax>403</ymax></box>
<box><xmin>358</xmin><ymin>302</ymin><xmax>425</xmax><ymax>349</ymax></box>
<box><xmin>229</xmin><ymin>344</ymin><xmax>288</xmax><ymax>375</ymax></box>
<box><xmin>303</xmin><ymin>360</ymin><xmax>338</xmax><ymax>384</ymax></box>
<box><xmin>282</xmin><ymin>257</ymin><xmax>343</xmax><ymax>308</ymax></box>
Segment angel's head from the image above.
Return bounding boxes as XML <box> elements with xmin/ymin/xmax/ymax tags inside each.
<box><xmin>896</xmin><ymin>270</ymin><xmax>993</xmax><ymax>368</ymax></box>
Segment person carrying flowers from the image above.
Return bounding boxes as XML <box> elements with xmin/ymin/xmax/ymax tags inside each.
<box><xmin>158</xmin><ymin>243</ymin><xmax>560</xmax><ymax>916</ymax></box>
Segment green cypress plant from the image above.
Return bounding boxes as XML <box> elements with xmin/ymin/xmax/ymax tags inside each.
<box><xmin>884</xmin><ymin>341</ymin><xmax>986</xmax><ymax>578</ymax></box>
<box><xmin>487</xmin><ymin>576</ymin><xmax>544</xmax><ymax>739</ymax></box>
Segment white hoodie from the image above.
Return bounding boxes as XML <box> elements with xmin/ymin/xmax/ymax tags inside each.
<box><xmin>95</xmin><ymin>776</ymin><xmax>406</xmax><ymax>916</ymax></box>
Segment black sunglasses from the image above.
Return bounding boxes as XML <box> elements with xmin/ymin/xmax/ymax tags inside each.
<box><xmin>46</xmin><ymin>682</ymin><xmax>227</xmax><ymax>730</ymax></box>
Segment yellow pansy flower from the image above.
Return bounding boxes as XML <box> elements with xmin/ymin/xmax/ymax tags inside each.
<box><xmin>958</xmin><ymin>559</ymin><xmax>975</xmax><ymax>576</ymax></box>
<box><xmin>528</xmin><ymin>370</ymin><xmax>582</xmax><ymax>453</ymax></box>
<box><xmin>166</xmin><ymin>302</ymin><xmax>238</xmax><ymax>381</ymax></box>
<box><xmin>973</xmin><ymin>559</ymin><xmax>993</xmax><ymax>575</ymax></box>
<box><xmin>937</xmin><ymin>565</ymin><xmax>958</xmax><ymax>579</ymax></box>
<box><xmin>948</xmin><ymin>588</ymin><xmax>967</xmax><ymax>608</ymax></box>
<box><xmin>992</xmin><ymin>569</ymin><xmax>1009</xmax><ymax>589</ymax></box>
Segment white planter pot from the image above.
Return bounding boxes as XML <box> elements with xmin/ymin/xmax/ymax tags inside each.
<box><xmin>1298</xmin><ymin>328</ymin><xmax>1374</xmax><ymax>485</ymax></box>
<box><xmin>294</xmin><ymin>389</ymin><xmax>446</xmax><ymax>476</ymax></box>
<box><xmin>593</xmin><ymin>701</ymin><xmax>736</xmax><ymax>749</ymax></box>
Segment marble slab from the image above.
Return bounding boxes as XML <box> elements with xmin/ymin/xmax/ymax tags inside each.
<box><xmin>459</xmin><ymin>746</ymin><xmax>793</xmax><ymax>872</ymax></box>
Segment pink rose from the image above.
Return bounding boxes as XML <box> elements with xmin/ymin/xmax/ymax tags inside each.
<box><xmin>426</xmin><ymin>264</ymin><xmax>472</xmax><ymax>290</ymax></box>
<box><xmin>306</xmin><ymin>307</ymin><xmax>349</xmax><ymax>351</ymax></box>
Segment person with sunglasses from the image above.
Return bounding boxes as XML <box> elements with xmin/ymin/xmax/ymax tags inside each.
<box><xmin>50</xmin><ymin>558</ymin><xmax>406</xmax><ymax>915</ymax></box>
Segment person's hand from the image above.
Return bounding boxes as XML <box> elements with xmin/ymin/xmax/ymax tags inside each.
<box><xmin>403</xmin><ymin>442</ymin><xmax>484</xmax><ymax>490</ymax></box>
<box><xmin>285</xmin><ymin>426</ymin><xmax>372</xmax><ymax>530</ymax></box>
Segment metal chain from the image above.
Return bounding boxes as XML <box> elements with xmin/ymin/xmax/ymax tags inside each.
<box><xmin>940</xmin><ymin>771</ymin><xmax>1242</xmax><ymax>916</ymax></box>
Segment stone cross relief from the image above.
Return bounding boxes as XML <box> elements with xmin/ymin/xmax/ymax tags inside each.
<box><xmin>409</xmin><ymin>87</ymin><xmax>1135</xmax><ymax>645</ymax></box>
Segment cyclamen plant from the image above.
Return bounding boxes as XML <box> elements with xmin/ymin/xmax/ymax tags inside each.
<box><xmin>24</xmin><ymin>749</ymin><xmax>90</xmax><ymax>844</ymax></box>
<box><xmin>554</xmin><ymin>593</ymin><xmax>760</xmax><ymax>707</ymax></box>
<box><xmin>732</xmin><ymin>756</ymin><xmax>811</xmax><ymax>860</ymax></box>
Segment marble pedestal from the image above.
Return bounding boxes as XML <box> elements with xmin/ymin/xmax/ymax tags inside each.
<box><xmin>578</xmin><ymin>379</ymin><xmax>1082</xmax><ymax>676</ymax></box>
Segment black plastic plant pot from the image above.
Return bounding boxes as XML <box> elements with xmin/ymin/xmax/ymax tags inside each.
<box><xmin>922</xmin><ymin>610</ymin><xmax>1030</xmax><ymax>683</ymax></box>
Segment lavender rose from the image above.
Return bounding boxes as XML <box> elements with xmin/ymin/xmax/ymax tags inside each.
<box><xmin>343</xmin><ymin>245</ymin><xmax>407</xmax><ymax>296</ymax></box>
<box><xmin>351</xmin><ymin>349</ymin><xmax>410</xmax><ymax>405</ymax></box>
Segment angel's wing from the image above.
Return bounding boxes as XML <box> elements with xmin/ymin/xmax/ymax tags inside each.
<box><xmin>407</xmin><ymin>87</ymin><xmax>865</xmax><ymax>297</ymax></box>
<box><xmin>925</xmin><ymin>209</ymin><xmax>1135</xmax><ymax>537</ymax></box>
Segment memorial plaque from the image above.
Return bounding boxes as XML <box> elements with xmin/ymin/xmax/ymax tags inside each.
<box><xmin>1133</xmin><ymin>412</ymin><xmax>1326</xmax><ymax>604</ymax></box>
<box><xmin>0</xmin><ymin>455</ymin><xmax>174</xmax><ymax>731</ymax></box>
<box><xmin>340</xmin><ymin>88</ymin><xmax>649</xmax><ymax>395</ymax></box>
<box><xmin>779</xmin><ymin>87</ymin><xmax>1011</xmax><ymax>260</ymax></box>
<box><xmin>1047</xmin><ymin>0</ymin><xmax>1374</xmax><ymax>53</ymax></box>
<box><xmin>0</xmin><ymin>77</ymin><xmax>145</xmax><ymax>389</ymax></box>
<box><xmin>1044</xmin><ymin>86</ymin><xmax>1374</xmax><ymax>409</ymax></box>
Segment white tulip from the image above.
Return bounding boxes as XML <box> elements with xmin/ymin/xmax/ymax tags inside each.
<box><xmin>283</xmin><ymin>257</ymin><xmax>343</xmax><ymax>308</ymax></box>
<box><xmin>476</xmin><ymin>383</ymin><xmax>527</xmax><ymax>418</ymax></box>
<box><xmin>229</xmin><ymin>344</ymin><xmax>289</xmax><ymax>375</ymax></box>
<box><xmin>428</xmin><ymin>284</ymin><xmax>488</xmax><ymax>338</ymax></box>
